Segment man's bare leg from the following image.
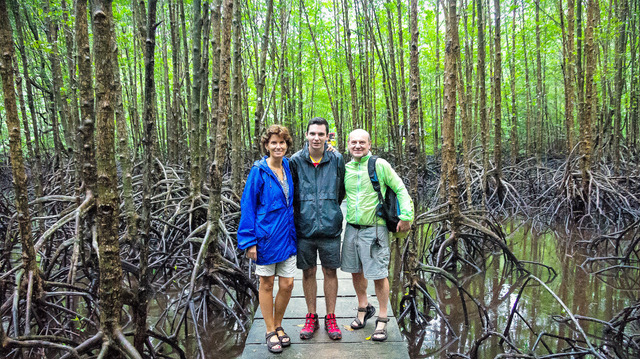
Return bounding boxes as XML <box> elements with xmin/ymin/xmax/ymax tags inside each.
<box><xmin>301</xmin><ymin>267</ymin><xmax>320</xmax><ymax>339</ymax></box>
<box><xmin>302</xmin><ymin>266</ymin><xmax>317</xmax><ymax>314</ymax></box>
<box><xmin>351</xmin><ymin>272</ymin><xmax>369</xmax><ymax>324</ymax></box>
<box><xmin>322</xmin><ymin>267</ymin><xmax>338</xmax><ymax>313</ymax></box>
<box><xmin>373</xmin><ymin>277</ymin><xmax>389</xmax><ymax>334</ymax></box>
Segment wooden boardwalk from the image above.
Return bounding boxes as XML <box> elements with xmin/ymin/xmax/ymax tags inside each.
<box><xmin>240</xmin><ymin>266</ymin><xmax>410</xmax><ymax>358</ymax></box>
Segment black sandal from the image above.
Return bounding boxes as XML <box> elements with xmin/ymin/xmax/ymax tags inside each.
<box><xmin>275</xmin><ymin>326</ymin><xmax>291</xmax><ymax>347</ymax></box>
<box><xmin>371</xmin><ymin>317</ymin><xmax>389</xmax><ymax>342</ymax></box>
<box><xmin>265</xmin><ymin>331</ymin><xmax>283</xmax><ymax>353</ymax></box>
<box><xmin>351</xmin><ymin>304</ymin><xmax>376</xmax><ymax>329</ymax></box>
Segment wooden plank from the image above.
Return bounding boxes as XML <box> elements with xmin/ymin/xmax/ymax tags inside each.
<box><xmin>254</xmin><ymin>296</ymin><xmax>392</xmax><ymax>319</ymax></box>
<box><xmin>274</xmin><ymin>277</ymin><xmax>377</xmax><ymax>297</ymax></box>
<box><xmin>275</xmin><ymin>267</ymin><xmax>354</xmax><ymax>280</ymax></box>
<box><xmin>241</xmin><ymin>228</ymin><xmax>409</xmax><ymax>358</ymax></box>
<box><xmin>242</xmin><ymin>342</ymin><xmax>410</xmax><ymax>359</ymax></box>
<box><xmin>245</xmin><ymin>317</ymin><xmax>404</xmax><ymax>344</ymax></box>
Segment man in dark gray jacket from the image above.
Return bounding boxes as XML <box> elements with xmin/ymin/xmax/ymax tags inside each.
<box><xmin>290</xmin><ymin>117</ymin><xmax>345</xmax><ymax>340</ymax></box>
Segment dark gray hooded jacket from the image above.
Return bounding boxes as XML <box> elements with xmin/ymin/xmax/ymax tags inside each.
<box><xmin>290</xmin><ymin>142</ymin><xmax>345</xmax><ymax>239</ymax></box>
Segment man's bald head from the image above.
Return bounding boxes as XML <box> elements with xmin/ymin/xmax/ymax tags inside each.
<box><xmin>347</xmin><ymin>129</ymin><xmax>371</xmax><ymax>160</ymax></box>
<box><xmin>347</xmin><ymin>129</ymin><xmax>371</xmax><ymax>143</ymax></box>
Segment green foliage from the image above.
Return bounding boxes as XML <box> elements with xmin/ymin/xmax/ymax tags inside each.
<box><xmin>2</xmin><ymin>0</ymin><xmax>637</xmax><ymax>162</ymax></box>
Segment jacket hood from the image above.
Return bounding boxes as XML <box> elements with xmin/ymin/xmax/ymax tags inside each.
<box><xmin>254</xmin><ymin>156</ymin><xmax>291</xmax><ymax>172</ymax></box>
<box><xmin>253</xmin><ymin>156</ymin><xmax>268</xmax><ymax>171</ymax></box>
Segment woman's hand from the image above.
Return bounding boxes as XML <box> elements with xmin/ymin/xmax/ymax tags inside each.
<box><xmin>246</xmin><ymin>245</ymin><xmax>257</xmax><ymax>261</ymax></box>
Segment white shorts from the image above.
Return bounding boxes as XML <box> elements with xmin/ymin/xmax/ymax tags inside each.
<box><xmin>255</xmin><ymin>255</ymin><xmax>297</xmax><ymax>277</ymax></box>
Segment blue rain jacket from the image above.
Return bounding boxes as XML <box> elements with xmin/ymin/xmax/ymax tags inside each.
<box><xmin>237</xmin><ymin>156</ymin><xmax>297</xmax><ymax>265</ymax></box>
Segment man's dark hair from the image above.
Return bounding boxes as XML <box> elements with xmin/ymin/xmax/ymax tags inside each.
<box><xmin>306</xmin><ymin>117</ymin><xmax>329</xmax><ymax>134</ymax></box>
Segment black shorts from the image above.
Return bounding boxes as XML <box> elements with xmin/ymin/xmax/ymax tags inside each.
<box><xmin>296</xmin><ymin>236</ymin><xmax>341</xmax><ymax>270</ymax></box>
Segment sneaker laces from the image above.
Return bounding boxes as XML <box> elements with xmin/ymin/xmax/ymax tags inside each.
<box><xmin>326</xmin><ymin>314</ymin><xmax>339</xmax><ymax>332</ymax></box>
<box><xmin>303</xmin><ymin>314</ymin><xmax>316</xmax><ymax>330</ymax></box>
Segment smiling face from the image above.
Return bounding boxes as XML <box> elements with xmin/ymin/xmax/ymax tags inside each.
<box><xmin>347</xmin><ymin>129</ymin><xmax>371</xmax><ymax>161</ymax></box>
<box><xmin>306</xmin><ymin>124</ymin><xmax>328</xmax><ymax>152</ymax></box>
<box><xmin>265</xmin><ymin>134</ymin><xmax>288</xmax><ymax>159</ymax></box>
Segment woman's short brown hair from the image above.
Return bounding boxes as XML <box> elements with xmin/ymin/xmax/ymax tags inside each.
<box><xmin>261</xmin><ymin>124</ymin><xmax>293</xmax><ymax>156</ymax></box>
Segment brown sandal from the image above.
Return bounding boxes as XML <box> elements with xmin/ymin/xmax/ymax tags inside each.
<box><xmin>265</xmin><ymin>331</ymin><xmax>283</xmax><ymax>353</ymax></box>
<box><xmin>351</xmin><ymin>304</ymin><xmax>376</xmax><ymax>329</ymax></box>
<box><xmin>371</xmin><ymin>317</ymin><xmax>389</xmax><ymax>342</ymax></box>
<box><xmin>275</xmin><ymin>326</ymin><xmax>291</xmax><ymax>347</ymax></box>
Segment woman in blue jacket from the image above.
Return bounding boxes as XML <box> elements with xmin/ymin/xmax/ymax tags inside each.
<box><xmin>237</xmin><ymin>124</ymin><xmax>297</xmax><ymax>353</ymax></box>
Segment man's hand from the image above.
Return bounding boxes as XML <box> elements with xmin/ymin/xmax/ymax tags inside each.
<box><xmin>326</xmin><ymin>143</ymin><xmax>336</xmax><ymax>152</ymax></box>
<box><xmin>246</xmin><ymin>245</ymin><xmax>257</xmax><ymax>261</ymax></box>
<box><xmin>396</xmin><ymin>220</ymin><xmax>411</xmax><ymax>233</ymax></box>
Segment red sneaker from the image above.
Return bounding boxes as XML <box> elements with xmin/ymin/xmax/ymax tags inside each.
<box><xmin>300</xmin><ymin>313</ymin><xmax>319</xmax><ymax>339</ymax></box>
<box><xmin>325</xmin><ymin>313</ymin><xmax>342</xmax><ymax>340</ymax></box>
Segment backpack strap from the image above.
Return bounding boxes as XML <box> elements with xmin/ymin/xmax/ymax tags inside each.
<box><xmin>367</xmin><ymin>156</ymin><xmax>384</xmax><ymax>205</ymax></box>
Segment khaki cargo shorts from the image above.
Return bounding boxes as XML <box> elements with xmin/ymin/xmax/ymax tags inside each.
<box><xmin>340</xmin><ymin>224</ymin><xmax>389</xmax><ymax>280</ymax></box>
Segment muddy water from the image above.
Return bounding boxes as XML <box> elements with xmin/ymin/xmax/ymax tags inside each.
<box><xmin>202</xmin><ymin>220</ymin><xmax>638</xmax><ymax>358</ymax></box>
<box><xmin>390</xmin><ymin>222</ymin><xmax>640</xmax><ymax>358</ymax></box>
<box><xmin>145</xmin><ymin>291</ymin><xmax>253</xmax><ymax>358</ymax></box>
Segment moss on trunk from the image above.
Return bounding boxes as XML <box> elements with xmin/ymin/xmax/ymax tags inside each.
<box><xmin>92</xmin><ymin>0</ymin><xmax>124</xmax><ymax>349</ymax></box>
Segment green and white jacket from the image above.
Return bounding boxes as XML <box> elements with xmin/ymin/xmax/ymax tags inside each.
<box><xmin>344</xmin><ymin>152</ymin><xmax>414</xmax><ymax>227</ymax></box>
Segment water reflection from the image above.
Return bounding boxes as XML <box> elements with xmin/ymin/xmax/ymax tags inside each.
<box><xmin>148</xmin><ymin>290</ymin><xmax>254</xmax><ymax>358</ymax></box>
<box><xmin>392</xmin><ymin>221</ymin><xmax>640</xmax><ymax>358</ymax></box>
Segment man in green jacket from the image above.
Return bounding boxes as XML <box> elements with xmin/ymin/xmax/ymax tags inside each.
<box><xmin>341</xmin><ymin>129</ymin><xmax>413</xmax><ymax>342</ymax></box>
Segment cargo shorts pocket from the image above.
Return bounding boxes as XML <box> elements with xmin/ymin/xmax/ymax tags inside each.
<box><xmin>370</xmin><ymin>234</ymin><xmax>390</xmax><ymax>267</ymax></box>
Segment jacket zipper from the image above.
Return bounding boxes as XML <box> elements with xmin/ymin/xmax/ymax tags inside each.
<box><xmin>266</xmin><ymin>165</ymin><xmax>288</xmax><ymax>206</ymax></box>
<box><xmin>355</xmin><ymin>161</ymin><xmax>361</xmax><ymax>223</ymax></box>
<box><xmin>314</xmin><ymin>157</ymin><xmax>318</xmax><ymax>228</ymax></box>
